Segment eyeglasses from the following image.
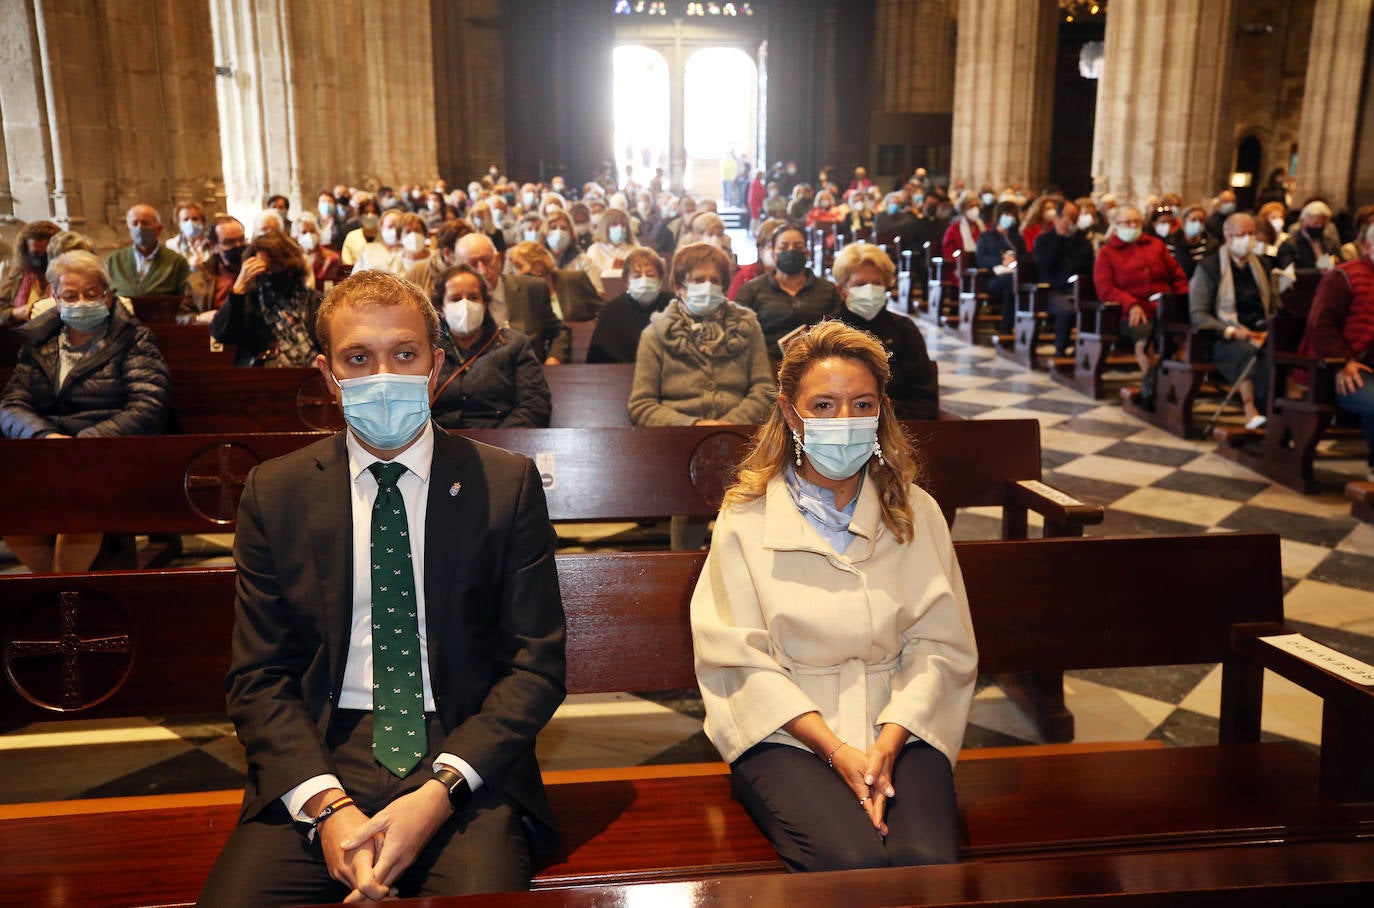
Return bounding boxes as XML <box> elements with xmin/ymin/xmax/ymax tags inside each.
<box><xmin>57</xmin><ymin>289</ymin><xmax>108</xmax><ymax>303</ymax></box>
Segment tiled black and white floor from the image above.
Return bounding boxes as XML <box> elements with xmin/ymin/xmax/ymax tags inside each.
<box><xmin>3</xmin><ymin>315</ymin><xmax>1372</xmax><ymax>805</ymax></box>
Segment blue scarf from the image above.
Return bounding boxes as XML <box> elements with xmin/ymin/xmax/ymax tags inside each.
<box><xmin>783</xmin><ymin>464</ymin><xmax>861</xmax><ymax>554</ymax></box>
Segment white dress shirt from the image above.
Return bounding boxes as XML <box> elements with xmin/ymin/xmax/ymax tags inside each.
<box><xmin>282</xmin><ymin>422</ymin><xmax>483</xmax><ymax>821</ymax></box>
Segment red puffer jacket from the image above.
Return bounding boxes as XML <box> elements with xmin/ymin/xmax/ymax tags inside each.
<box><xmin>1093</xmin><ymin>234</ymin><xmax>1189</xmax><ymax>319</ymax></box>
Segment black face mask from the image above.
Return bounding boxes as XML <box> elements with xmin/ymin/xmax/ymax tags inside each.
<box><xmin>24</xmin><ymin>253</ymin><xmax>48</xmax><ymax>274</ymax></box>
<box><xmin>221</xmin><ymin>245</ymin><xmax>246</xmax><ymax>271</ymax></box>
<box><xmin>775</xmin><ymin>249</ymin><xmax>808</xmax><ymax>276</ymax></box>
<box><xmin>1305</xmin><ymin>225</ymin><xmax>1325</xmax><ymax>240</ymax></box>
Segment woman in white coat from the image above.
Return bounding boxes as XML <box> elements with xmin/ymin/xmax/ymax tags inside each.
<box><xmin>691</xmin><ymin>320</ymin><xmax>978</xmax><ymax>872</ymax></box>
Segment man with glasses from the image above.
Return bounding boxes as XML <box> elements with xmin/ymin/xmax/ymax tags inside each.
<box><xmin>452</xmin><ymin>233</ymin><xmax>570</xmax><ymax>364</ymax></box>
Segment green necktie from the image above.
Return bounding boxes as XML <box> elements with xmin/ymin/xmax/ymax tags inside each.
<box><xmin>368</xmin><ymin>461</ymin><xmax>426</xmax><ymax>777</ymax></box>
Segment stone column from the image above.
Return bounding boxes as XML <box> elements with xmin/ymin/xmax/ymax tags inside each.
<box><xmin>669</xmin><ymin>20</ymin><xmax>687</xmax><ymax>194</ymax></box>
<box><xmin>950</xmin><ymin>0</ymin><xmax>1058</xmax><ymax>191</ymax></box>
<box><xmin>1295</xmin><ymin>0</ymin><xmax>1372</xmax><ymax>211</ymax></box>
<box><xmin>1090</xmin><ymin>0</ymin><xmax>1237</xmax><ymax>207</ymax></box>
<box><xmin>0</xmin><ymin>0</ymin><xmax>223</xmax><ymax>246</ymax></box>
<box><xmin>873</xmin><ymin>0</ymin><xmax>957</xmax><ymax>113</ymax></box>
<box><xmin>212</xmin><ymin>0</ymin><xmax>438</xmax><ymax>224</ymax></box>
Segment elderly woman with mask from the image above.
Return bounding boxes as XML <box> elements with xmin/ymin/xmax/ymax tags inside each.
<box><xmin>585</xmin><ymin>207</ymin><xmax>639</xmax><ymax>295</ymax></box>
<box><xmin>540</xmin><ymin>209</ymin><xmax>592</xmax><ymax>273</ymax></box>
<box><xmin>507</xmin><ymin>241</ymin><xmax>603</xmax><ymax>323</ymax></box>
<box><xmin>429</xmin><ymin>264</ymin><xmax>550</xmax><ymax>429</ymax></box>
<box><xmin>833</xmin><ymin>243</ymin><xmax>938</xmax><ymax>419</ymax></box>
<box><xmin>628</xmin><ymin>243</ymin><xmax>772</xmax><ymax>427</ymax></box>
<box><xmin>211</xmin><ymin>230</ymin><xmax>322</xmax><ymax>367</ymax></box>
<box><xmin>587</xmin><ymin>247</ymin><xmax>674</xmax><ymax>364</ymax></box>
<box><xmin>1</xmin><ymin>250</ymin><xmax>172</xmax><ymax>571</ymax></box>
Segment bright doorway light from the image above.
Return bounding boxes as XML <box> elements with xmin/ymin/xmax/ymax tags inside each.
<box><xmin>684</xmin><ymin>47</ymin><xmax>757</xmax><ymax>197</ymax></box>
<box><xmin>613</xmin><ymin>46</ymin><xmax>670</xmax><ymax>191</ymax></box>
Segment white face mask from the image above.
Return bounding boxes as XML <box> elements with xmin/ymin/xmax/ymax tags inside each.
<box><xmin>1116</xmin><ymin>226</ymin><xmax>1141</xmax><ymax>244</ymax></box>
<box><xmin>1228</xmin><ymin>236</ymin><xmax>1254</xmax><ymax>259</ymax></box>
<box><xmin>845</xmin><ymin>283</ymin><xmax>887</xmax><ymax>320</ymax></box>
<box><xmin>546</xmin><ymin>229</ymin><xmax>569</xmax><ymax>253</ymax></box>
<box><xmin>1269</xmin><ymin>217</ymin><xmax>1285</xmax><ymax>235</ymax></box>
<box><xmin>1154</xmin><ymin>222</ymin><xmax>1173</xmax><ymax>239</ymax></box>
<box><xmin>401</xmin><ymin>232</ymin><xmax>426</xmax><ymax>253</ymax></box>
<box><xmin>1077</xmin><ymin>213</ymin><xmax>1095</xmax><ymax>231</ymax></box>
<box><xmin>628</xmin><ymin>276</ymin><xmax>661</xmax><ymax>306</ymax></box>
<box><xmin>298</xmin><ymin>232</ymin><xmax>318</xmax><ymax>251</ymax></box>
<box><xmin>444</xmin><ymin>298</ymin><xmax>486</xmax><ymax>336</ymax></box>
<box><xmin>682</xmin><ymin>281</ymin><xmax>725</xmax><ymax>316</ymax></box>
<box><xmin>381</xmin><ymin>226</ymin><xmax>399</xmax><ymax>247</ymax></box>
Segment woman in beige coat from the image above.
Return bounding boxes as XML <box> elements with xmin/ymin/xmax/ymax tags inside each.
<box><xmin>691</xmin><ymin>320</ymin><xmax>978</xmax><ymax>872</ymax></box>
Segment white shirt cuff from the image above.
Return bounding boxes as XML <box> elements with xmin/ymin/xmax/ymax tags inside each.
<box><xmin>434</xmin><ymin>753</ymin><xmax>484</xmax><ymax>792</ymax></box>
<box><xmin>283</xmin><ymin>773</ymin><xmax>344</xmax><ymax>823</ymax></box>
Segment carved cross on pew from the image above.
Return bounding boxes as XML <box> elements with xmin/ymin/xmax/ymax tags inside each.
<box><xmin>5</xmin><ymin>591</ymin><xmax>133</xmax><ymax>711</ymax></box>
<box><xmin>183</xmin><ymin>443</ymin><xmax>260</xmax><ymax>525</ymax></box>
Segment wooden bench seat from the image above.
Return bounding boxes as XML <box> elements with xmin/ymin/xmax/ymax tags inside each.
<box><xmin>0</xmin><ymin>419</ymin><xmax>1101</xmax><ymax>539</ymax></box>
<box><xmin>3</xmin><ymin>533</ymin><xmax>1373</xmax><ymax>906</ymax></box>
<box><xmin>1347</xmin><ymin>481</ymin><xmax>1374</xmax><ymax>524</ymax></box>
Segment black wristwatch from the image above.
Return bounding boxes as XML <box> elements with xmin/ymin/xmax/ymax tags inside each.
<box><xmin>433</xmin><ymin>768</ymin><xmax>472</xmax><ymax>812</ymax></box>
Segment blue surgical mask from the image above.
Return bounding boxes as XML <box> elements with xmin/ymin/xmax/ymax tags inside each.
<box><xmin>546</xmin><ymin>229</ymin><xmax>569</xmax><ymax>252</ymax></box>
<box><xmin>334</xmin><ymin>371</ymin><xmax>432</xmax><ymax>451</ymax></box>
<box><xmin>181</xmin><ymin>219</ymin><xmax>205</xmax><ymax>239</ymax></box>
<box><xmin>629</xmin><ymin>276</ymin><xmax>661</xmax><ymax>306</ymax></box>
<box><xmin>1116</xmin><ymin>226</ymin><xmax>1141</xmax><ymax>244</ymax></box>
<box><xmin>886</xmin><ymin>203</ymin><xmax>900</xmax><ymax>215</ymax></box>
<box><xmin>682</xmin><ymin>281</ymin><xmax>725</xmax><ymax>316</ymax></box>
<box><xmin>998</xmin><ymin>214</ymin><xmax>1016</xmax><ymax>230</ymax></box>
<box><xmin>60</xmin><ymin>300</ymin><xmax>111</xmax><ymax>333</ymax></box>
<box><xmin>1184</xmin><ymin>220</ymin><xmax>1203</xmax><ymax>239</ymax></box>
<box><xmin>801</xmin><ymin>415</ymin><xmax>879</xmax><ymax>481</ymax></box>
<box><xmin>608</xmin><ymin>225</ymin><xmax>626</xmax><ymax>245</ymax></box>
<box><xmin>319</xmin><ymin>201</ymin><xmax>334</xmax><ymax>219</ymax></box>
<box><xmin>523</xmin><ymin>229</ymin><xmax>539</xmax><ymax>244</ymax></box>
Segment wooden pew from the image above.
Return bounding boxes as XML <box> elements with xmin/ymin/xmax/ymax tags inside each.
<box><xmin>129</xmin><ymin>294</ymin><xmax>189</xmax><ymax>325</ymax></box>
<box><xmin>149</xmin><ymin>323</ymin><xmax>236</xmax><ymax>369</ymax></box>
<box><xmin>4</xmin><ymin>533</ymin><xmax>1373</xmax><ymax>907</ymax></box>
<box><xmin>1347</xmin><ymin>481</ymin><xmax>1374</xmax><ymax>524</ymax></box>
<box><xmin>1049</xmin><ymin>294</ymin><xmax>1138</xmax><ymax>399</ymax></box>
<box><xmin>1119</xmin><ymin>293</ymin><xmax>1218</xmax><ymax>438</ymax></box>
<box><xmin>953</xmin><ymin>264</ymin><xmax>994</xmax><ymax>345</ymax></box>
<box><xmin>0</xmin><ymin>419</ymin><xmax>1101</xmax><ymax>541</ymax></box>
<box><xmin>1213</xmin><ymin>271</ymin><xmax>1353</xmax><ymax>493</ymax></box>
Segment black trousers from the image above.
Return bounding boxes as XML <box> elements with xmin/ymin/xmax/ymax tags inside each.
<box><xmin>198</xmin><ymin>712</ymin><xmax>530</xmax><ymax>907</ymax></box>
<box><xmin>730</xmin><ymin>741</ymin><xmax>960</xmax><ymax>873</ymax></box>
<box><xmin>989</xmin><ymin>275</ymin><xmax>1017</xmax><ymax>334</ymax></box>
<box><xmin>1047</xmin><ymin>290</ymin><xmax>1077</xmax><ymax>356</ymax></box>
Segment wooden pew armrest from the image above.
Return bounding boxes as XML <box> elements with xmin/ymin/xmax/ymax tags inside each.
<box><xmin>1008</xmin><ymin>479</ymin><xmax>1105</xmax><ymax>534</ymax></box>
<box><xmin>1231</xmin><ymin>623</ymin><xmax>1374</xmax><ymax>716</ymax></box>
<box><xmin>1232</xmin><ymin>621</ymin><xmax>1374</xmax><ymax>803</ymax></box>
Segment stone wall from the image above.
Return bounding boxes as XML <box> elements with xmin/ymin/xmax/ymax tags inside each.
<box><xmin>0</xmin><ymin>0</ymin><xmax>224</xmax><ymax>248</ymax></box>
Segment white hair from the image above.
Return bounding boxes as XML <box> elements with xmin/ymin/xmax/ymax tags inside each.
<box><xmin>1301</xmin><ymin>200</ymin><xmax>1332</xmax><ymax>220</ymax></box>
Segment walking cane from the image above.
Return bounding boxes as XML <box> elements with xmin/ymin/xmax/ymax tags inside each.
<box><xmin>1204</xmin><ymin>326</ymin><xmax>1270</xmax><ymax>436</ymax></box>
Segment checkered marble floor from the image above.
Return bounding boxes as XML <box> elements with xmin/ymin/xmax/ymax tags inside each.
<box><xmin>2</xmin><ymin>316</ymin><xmax>1372</xmax><ymax>804</ymax></box>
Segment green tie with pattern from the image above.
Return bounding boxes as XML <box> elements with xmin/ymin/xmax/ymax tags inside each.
<box><xmin>368</xmin><ymin>461</ymin><xmax>426</xmax><ymax>777</ymax></box>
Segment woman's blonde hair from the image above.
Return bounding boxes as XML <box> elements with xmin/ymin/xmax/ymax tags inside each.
<box><xmin>722</xmin><ymin>320</ymin><xmax>921</xmax><ymax>543</ymax></box>
<box><xmin>832</xmin><ymin>242</ymin><xmax>896</xmax><ymax>289</ymax></box>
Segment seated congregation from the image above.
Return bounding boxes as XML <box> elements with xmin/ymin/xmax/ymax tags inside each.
<box><xmin>0</xmin><ymin>161</ymin><xmax>1372</xmax><ymax>907</ymax></box>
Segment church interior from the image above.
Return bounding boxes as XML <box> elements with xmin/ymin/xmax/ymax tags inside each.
<box><xmin>1</xmin><ymin>0</ymin><xmax>1373</xmax><ymax>904</ymax></box>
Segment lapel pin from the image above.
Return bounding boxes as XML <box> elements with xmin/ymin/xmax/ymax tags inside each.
<box><xmin>449</xmin><ymin>482</ymin><xmax>461</xmax><ymax>497</ymax></box>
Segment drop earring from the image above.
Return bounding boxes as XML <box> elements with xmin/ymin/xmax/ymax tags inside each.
<box><xmin>792</xmin><ymin>428</ymin><xmax>803</xmax><ymax>466</ymax></box>
<box><xmin>874</xmin><ymin>439</ymin><xmax>885</xmax><ymax>467</ymax></box>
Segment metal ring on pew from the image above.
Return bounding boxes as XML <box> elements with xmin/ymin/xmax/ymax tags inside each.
<box><xmin>183</xmin><ymin>443</ymin><xmax>265</xmax><ymax>526</ymax></box>
<box><xmin>297</xmin><ymin>372</ymin><xmax>346</xmax><ymax>432</ymax></box>
<box><xmin>4</xmin><ymin>590</ymin><xmax>135</xmax><ymax>712</ymax></box>
<box><xmin>688</xmin><ymin>428</ymin><xmax>752</xmax><ymax>510</ymax></box>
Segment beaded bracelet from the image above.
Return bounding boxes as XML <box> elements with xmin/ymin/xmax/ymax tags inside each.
<box><xmin>825</xmin><ymin>740</ymin><xmax>846</xmax><ymax>768</ymax></box>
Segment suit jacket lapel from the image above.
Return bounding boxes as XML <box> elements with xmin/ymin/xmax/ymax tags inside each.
<box><xmin>423</xmin><ymin>428</ymin><xmax>476</xmax><ymax>674</ymax></box>
<box><xmin>308</xmin><ymin>433</ymin><xmax>354</xmax><ymax>689</ymax></box>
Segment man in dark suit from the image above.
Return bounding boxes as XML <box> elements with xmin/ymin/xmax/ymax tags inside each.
<box><xmin>455</xmin><ymin>233</ymin><xmax>572</xmax><ymax>363</ymax></box>
<box><xmin>199</xmin><ymin>271</ymin><xmax>566</xmax><ymax>906</ymax></box>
